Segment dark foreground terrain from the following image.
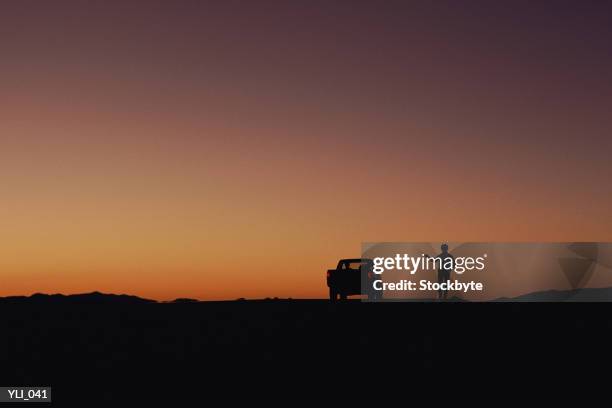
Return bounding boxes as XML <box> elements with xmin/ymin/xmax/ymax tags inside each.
<box><xmin>1</xmin><ymin>296</ymin><xmax>611</xmax><ymax>404</ymax></box>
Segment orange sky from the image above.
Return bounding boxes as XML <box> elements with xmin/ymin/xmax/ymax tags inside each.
<box><xmin>1</xmin><ymin>1</ymin><xmax>612</xmax><ymax>300</ymax></box>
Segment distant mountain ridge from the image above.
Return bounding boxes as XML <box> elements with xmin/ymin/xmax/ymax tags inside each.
<box><xmin>2</xmin><ymin>286</ymin><xmax>612</xmax><ymax>304</ymax></box>
<box><xmin>495</xmin><ymin>286</ymin><xmax>612</xmax><ymax>302</ymax></box>
<box><xmin>0</xmin><ymin>291</ymin><xmax>156</xmax><ymax>304</ymax></box>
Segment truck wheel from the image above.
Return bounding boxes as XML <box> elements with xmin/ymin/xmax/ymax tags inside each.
<box><xmin>329</xmin><ymin>288</ymin><xmax>338</xmax><ymax>301</ymax></box>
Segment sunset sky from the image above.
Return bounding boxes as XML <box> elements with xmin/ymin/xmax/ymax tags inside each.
<box><xmin>1</xmin><ymin>1</ymin><xmax>611</xmax><ymax>300</ymax></box>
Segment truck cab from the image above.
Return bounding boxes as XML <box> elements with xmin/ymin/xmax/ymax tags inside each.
<box><xmin>326</xmin><ymin>258</ymin><xmax>381</xmax><ymax>301</ymax></box>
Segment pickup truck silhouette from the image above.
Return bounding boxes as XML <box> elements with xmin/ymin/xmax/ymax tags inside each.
<box><xmin>326</xmin><ymin>258</ymin><xmax>381</xmax><ymax>301</ymax></box>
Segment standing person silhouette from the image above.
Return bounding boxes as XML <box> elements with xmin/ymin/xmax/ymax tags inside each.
<box><xmin>436</xmin><ymin>244</ymin><xmax>454</xmax><ymax>300</ymax></box>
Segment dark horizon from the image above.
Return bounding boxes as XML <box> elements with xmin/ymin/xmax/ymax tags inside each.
<box><xmin>5</xmin><ymin>284</ymin><xmax>612</xmax><ymax>303</ymax></box>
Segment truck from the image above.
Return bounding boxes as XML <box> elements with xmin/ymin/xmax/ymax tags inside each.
<box><xmin>326</xmin><ymin>258</ymin><xmax>382</xmax><ymax>301</ymax></box>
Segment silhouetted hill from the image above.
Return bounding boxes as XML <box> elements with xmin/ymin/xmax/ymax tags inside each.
<box><xmin>170</xmin><ymin>297</ymin><xmax>200</xmax><ymax>303</ymax></box>
<box><xmin>497</xmin><ymin>286</ymin><xmax>612</xmax><ymax>302</ymax></box>
<box><xmin>3</xmin><ymin>286</ymin><xmax>612</xmax><ymax>305</ymax></box>
<box><xmin>0</xmin><ymin>291</ymin><xmax>156</xmax><ymax>305</ymax></box>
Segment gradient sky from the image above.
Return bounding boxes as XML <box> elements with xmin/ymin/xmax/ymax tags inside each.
<box><xmin>1</xmin><ymin>1</ymin><xmax>611</xmax><ymax>300</ymax></box>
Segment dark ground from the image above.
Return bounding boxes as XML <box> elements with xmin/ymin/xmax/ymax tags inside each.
<box><xmin>1</xmin><ymin>299</ymin><xmax>609</xmax><ymax>404</ymax></box>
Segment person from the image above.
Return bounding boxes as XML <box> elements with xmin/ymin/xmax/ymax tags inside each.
<box><xmin>436</xmin><ymin>244</ymin><xmax>454</xmax><ymax>300</ymax></box>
